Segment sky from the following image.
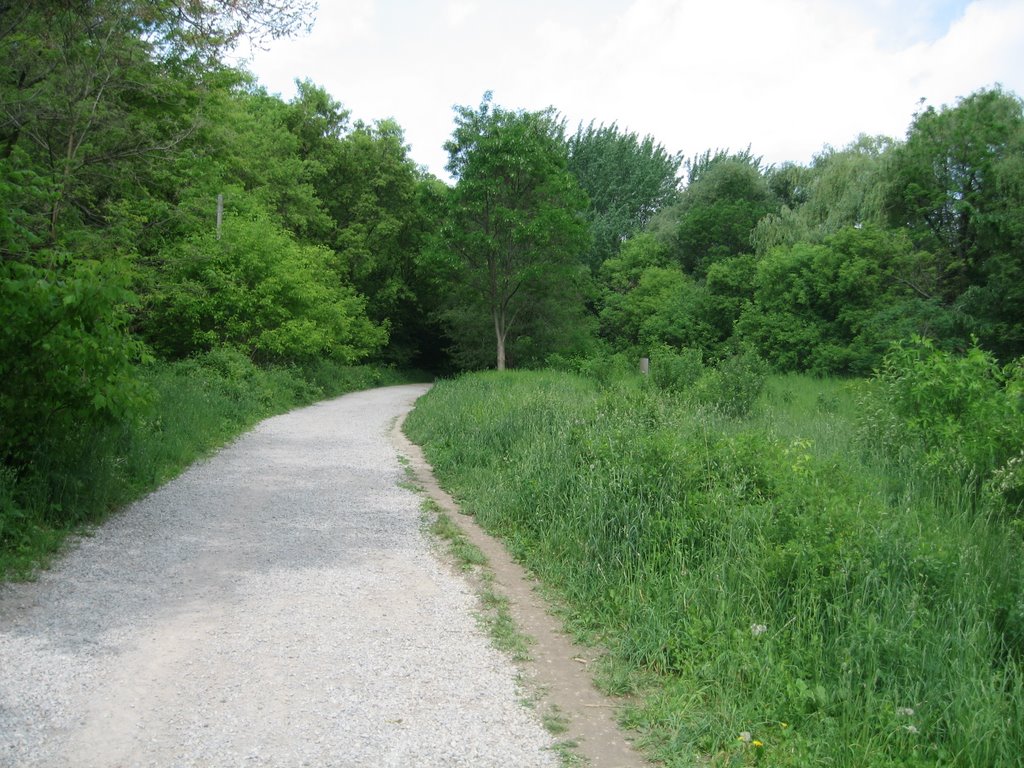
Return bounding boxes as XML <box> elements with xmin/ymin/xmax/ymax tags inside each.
<box><xmin>244</xmin><ymin>0</ymin><xmax>1024</xmax><ymax>180</ymax></box>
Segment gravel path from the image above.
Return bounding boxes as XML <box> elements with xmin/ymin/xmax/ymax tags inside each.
<box><xmin>0</xmin><ymin>384</ymin><xmax>558</xmax><ymax>767</ymax></box>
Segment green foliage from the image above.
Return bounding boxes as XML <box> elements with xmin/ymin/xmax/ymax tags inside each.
<box><xmin>304</xmin><ymin>112</ymin><xmax>446</xmax><ymax>367</ymax></box>
<box><xmin>145</xmin><ymin>212</ymin><xmax>386</xmax><ymax>363</ymax></box>
<box><xmin>443</xmin><ymin>93</ymin><xmax>592</xmax><ymax>369</ymax></box>
<box><xmin>884</xmin><ymin>87</ymin><xmax>1024</xmax><ymax>358</ymax></box>
<box><xmin>546</xmin><ymin>347</ymin><xmax>640</xmax><ymax>389</ymax></box>
<box><xmin>693</xmin><ymin>350</ymin><xmax>769</xmax><ymax>417</ymax></box>
<box><xmin>703</xmin><ymin>253</ymin><xmax>757</xmax><ymax>341</ymax></box>
<box><xmin>754</xmin><ymin>135</ymin><xmax>892</xmax><ymax>254</ymax></box>
<box><xmin>736</xmin><ymin>226</ymin><xmax>955</xmax><ymax>374</ymax></box>
<box><xmin>644</xmin><ymin>346</ymin><xmax>767</xmax><ymax>417</ymax></box>
<box><xmin>647</xmin><ymin>346</ymin><xmax>705</xmax><ymax>392</ymax></box>
<box><xmin>860</xmin><ymin>338</ymin><xmax>1024</xmax><ymax>509</ymax></box>
<box><xmin>668</xmin><ymin>157</ymin><xmax>774</xmax><ymax>277</ymax></box>
<box><xmin>601</xmin><ymin>263</ymin><xmax>715</xmax><ymax>354</ymax></box>
<box><xmin>566</xmin><ymin>122</ymin><xmax>681</xmax><ymax>271</ymax></box>
<box><xmin>406</xmin><ymin>369</ymin><xmax>1024</xmax><ymax>767</ymax></box>
<box><xmin>0</xmin><ymin>253</ymin><xmax>148</xmax><ymax>467</ymax></box>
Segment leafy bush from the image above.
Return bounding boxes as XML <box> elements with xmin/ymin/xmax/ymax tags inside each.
<box><xmin>861</xmin><ymin>337</ymin><xmax>1024</xmax><ymax>511</ymax></box>
<box><xmin>144</xmin><ymin>212</ymin><xmax>386</xmax><ymax>364</ymax></box>
<box><xmin>694</xmin><ymin>350</ymin><xmax>769</xmax><ymax>416</ymax></box>
<box><xmin>546</xmin><ymin>349</ymin><xmax>640</xmax><ymax>388</ymax></box>
<box><xmin>648</xmin><ymin>345</ymin><xmax>705</xmax><ymax>391</ymax></box>
<box><xmin>0</xmin><ymin>252</ymin><xmax>149</xmax><ymax>470</ymax></box>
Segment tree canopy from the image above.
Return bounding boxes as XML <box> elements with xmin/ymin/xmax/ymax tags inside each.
<box><xmin>2</xmin><ymin>0</ymin><xmax>1022</xmax><ymax>485</ymax></box>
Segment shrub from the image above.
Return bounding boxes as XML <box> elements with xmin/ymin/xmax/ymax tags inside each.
<box><xmin>861</xmin><ymin>337</ymin><xmax>1024</xmax><ymax>511</ymax></box>
<box><xmin>694</xmin><ymin>350</ymin><xmax>769</xmax><ymax>417</ymax></box>
<box><xmin>648</xmin><ymin>345</ymin><xmax>705</xmax><ymax>392</ymax></box>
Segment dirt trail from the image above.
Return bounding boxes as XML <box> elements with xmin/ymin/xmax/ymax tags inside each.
<box><xmin>394</xmin><ymin>417</ymin><xmax>651</xmax><ymax>768</ymax></box>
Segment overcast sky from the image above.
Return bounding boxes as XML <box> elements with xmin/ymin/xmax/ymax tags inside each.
<box><xmin>244</xmin><ymin>0</ymin><xmax>1024</xmax><ymax>180</ymax></box>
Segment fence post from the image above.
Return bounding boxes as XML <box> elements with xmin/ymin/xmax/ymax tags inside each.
<box><xmin>640</xmin><ymin>357</ymin><xmax>650</xmax><ymax>376</ymax></box>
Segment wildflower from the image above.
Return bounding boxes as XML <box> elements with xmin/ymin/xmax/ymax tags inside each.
<box><xmin>903</xmin><ymin>725</ymin><xmax>919</xmax><ymax>735</ymax></box>
<box><xmin>738</xmin><ymin>731</ymin><xmax>752</xmax><ymax>743</ymax></box>
<box><xmin>896</xmin><ymin>707</ymin><xmax>914</xmax><ymax>717</ymax></box>
<box><xmin>779</xmin><ymin>722</ymin><xmax>788</xmax><ymax>729</ymax></box>
<box><xmin>750</xmin><ymin>623</ymin><xmax>767</xmax><ymax>637</ymax></box>
<box><xmin>752</xmin><ymin>740</ymin><xmax>764</xmax><ymax>748</ymax></box>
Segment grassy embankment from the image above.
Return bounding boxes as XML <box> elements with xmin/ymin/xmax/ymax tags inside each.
<box><xmin>404</xmin><ymin>353</ymin><xmax>1024</xmax><ymax>767</ymax></box>
<box><xmin>0</xmin><ymin>349</ymin><xmax>420</xmax><ymax>580</ymax></box>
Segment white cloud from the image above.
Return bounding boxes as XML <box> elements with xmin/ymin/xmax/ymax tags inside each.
<box><xmin>445</xmin><ymin>0</ymin><xmax>478</xmax><ymax>28</ymax></box>
<box><xmin>246</xmin><ymin>0</ymin><xmax>1024</xmax><ymax>178</ymax></box>
<box><xmin>911</xmin><ymin>0</ymin><xmax>1024</xmax><ymax>104</ymax></box>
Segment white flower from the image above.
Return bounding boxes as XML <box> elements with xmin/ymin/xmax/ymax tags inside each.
<box><xmin>750</xmin><ymin>623</ymin><xmax>767</xmax><ymax>637</ymax></box>
<box><xmin>738</xmin><ymin>731</ymin><xmax>752</xmax><ymax>743</ymax></box>
<box><xmin>896</xmin><ymin>707</ymin><xmax>915</xmax><ymax>717</ymax></box>
<box><xmin>903</xmin><ymin>725</ymin><xmax>919</xmax><ymax>735</ymax></box>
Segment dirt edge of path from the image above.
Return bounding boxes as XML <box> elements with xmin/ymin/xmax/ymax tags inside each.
<box><xmin>392</xmin><ymin>415</ymin><xmax>652</xmax><ymax>768</ymax></box>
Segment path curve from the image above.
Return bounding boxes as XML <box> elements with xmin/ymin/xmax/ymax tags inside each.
<box><xmin>0</xmin><ymin>384</ymin><xmax>557</xmax><ymax>767</ymax></box>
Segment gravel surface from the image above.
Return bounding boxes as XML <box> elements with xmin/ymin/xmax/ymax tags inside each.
<box><xmin>0</xmin><ymin>384</ymin><xmax>558</xmax><ymax>767</ymax></box>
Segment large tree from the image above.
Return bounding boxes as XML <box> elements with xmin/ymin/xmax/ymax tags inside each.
<box><xmin>443</xmin><ymin>95</ymin><xmax>591</xmax><ymax>370</ymax></box>
<box><xmin>884</xmin><ymin>87</ymin><xmax>1024</xmax><ymax>357</ymax></box>
<box><xmin>566</xmin><ymin>122</ymin><xmax>681</xmax><ymax>271</ymax></box>
<box><xmin>752</xmin><ymin>135</ymin><xmax>894</xmax><ymax>254</ymax></box>
<box><xmin>654</xmin><ymin>151</ymin><xmax>774</xmax><ymax>277</ymax></box>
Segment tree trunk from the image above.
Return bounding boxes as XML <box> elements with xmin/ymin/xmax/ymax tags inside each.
<box><xmin>494</xmin><ymin>309</ymin><xmax>506</xmax><ymax>370</ymax></box>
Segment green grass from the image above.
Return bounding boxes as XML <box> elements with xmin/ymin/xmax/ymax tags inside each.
<box><xmin>404</xmin><ymin>367</ymin><xmax>1024</xmax><ymax>767</ymax></box>
<box><xmin>425</xmin><ymin>500</ymin><xmax>488</xmax><ymax>570</ymax></box>
<box><xmin>421</xmin><ymin>497</ymin><xmax>532</xmax><ymax>661</ymax></box>
<box><xmin>0</xmin><ymin>350</ymin><xmax>421</xmax><ymax>580</ymax></box>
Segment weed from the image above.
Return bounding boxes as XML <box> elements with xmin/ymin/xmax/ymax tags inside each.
<box><xmin>541</xmin><ymin>704</ymin><xmax>570</xmax><ymax>735</ymax></box>
<box><xmin>426</xmin><ymin>503</ymin><xmax>487</xmax><ymax>570</ymax></box>
<box><xmin>405</xmin><ymin>366</ymin><xmax>1024</xmax><ymax>767</ymax></box>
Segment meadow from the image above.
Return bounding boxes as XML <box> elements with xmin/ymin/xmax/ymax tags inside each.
<box><xmin>404</xmin><ymin>345</ymin><xmax>1024</xmax><ymax>767</ymax></box>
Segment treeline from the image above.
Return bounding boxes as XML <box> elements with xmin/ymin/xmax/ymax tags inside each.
<box><xmin>1</xmin><ymin>5</ymin><xmax>443</xmax><ymax>462</ymax></box>
<box><xmin>440</xmin><ymin>90</ymin><xmax>1024</xmax><ymax>375</ymax></box>
<box><xmin>0</xmin><ymin>1</ymin><xmax>441</xmax><ymax>566</ymax></box>
<box><xmin>2</xmin><ymin>3</ymin><xmax>1023</xmax><ymax>558</ymax></box>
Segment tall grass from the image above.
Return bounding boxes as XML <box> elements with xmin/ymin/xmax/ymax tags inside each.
<box><xmin>404</xmin><ymin>365</ymin><xmax>1024</xmax><ymax>767</ymax></box>
<box><xmin>0</xmin><ymin>349</ymin><xmax>418</xmax><ymax>580</ymax></box>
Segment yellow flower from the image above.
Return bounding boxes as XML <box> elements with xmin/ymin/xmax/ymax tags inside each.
<box><xmin>780</xmin><ymin>722</ymin><xmax>788</xmax><ymax>729</ymax></box>
<box><xmin>753</xmin><ymin>740</ymin><xmax>764</xmax><ymax>748</ymax></box>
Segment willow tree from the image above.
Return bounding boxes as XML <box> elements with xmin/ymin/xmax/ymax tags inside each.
<box><xmin>443</xmin><ymin>94</ymin><xmax>590</xmax><ymax>370</ymax></box>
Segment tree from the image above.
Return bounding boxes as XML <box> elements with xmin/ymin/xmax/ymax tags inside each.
<box><xmin>752</xmin><ymin>135</ymin><xmax>894</xmax><ymax>254</ymax></box>
<box><xmin>146</xmin><ymin>209</ymin><xmax>386</xmax><ymax>364</ymax></box>
<box><xmin>0</xmin><ymin>0</ymin><xmax>319</xmax><ymax>475</ymax></box>
<box><xmin>0</xmin><ymin>159</ymin><xmax>147</xmax><ymax>469</ymax></box>
<box><xmin>566</xmin><ymin>122</ymin><xmax>681</xmax><ymax>271</ymax></box>
<box><xmin>443</xmin><ymin>95</ymin><xmax>591</xmax><ymax>370</ymax></box>
<box><xmin>734</xmin><ymin>226</ymin><xmax>957</xmax><ymax>374</ymax></box>
<box><xmin>657</xmin><ymin>152</ymin><xmax>774</xmax><ymax>277</ymax></box>
<box><xmin>599</xmin><ymin>234</ymin><xmax>715</xmax><ymax>353</ymax></box>
<box><xmin>884</xmin><ymin>88</ymin><xmax>1023</xmax><ymax>298</ymax></box>
<box><xmin>321</xmin><ymin>119</ymin><xmax>444</xmax><ymax>366</ymax></box>
<box><xmin>884</xmin><ymin>87</ymin><xmax>1024</xmax><ymax>358</ymax></box>
<box><xmin>0</xmin><ymin>0</ymin><xmax>316</xmax><ymax>242</ymax></box>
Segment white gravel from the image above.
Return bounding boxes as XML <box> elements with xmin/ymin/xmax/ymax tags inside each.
<box><xmin>0</xmin><ymin>384</ymin><xmax>558</xmax><ymax>767</ymax></box>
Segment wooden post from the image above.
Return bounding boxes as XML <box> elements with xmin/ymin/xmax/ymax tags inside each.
<box><xmin>216</xmin><ymin>193</ymin><xmax>223</xmax><ymax>240</ymax></box>
<box><xmin>640</xmin><ymin>357</ymin><xmax>649</xmax><ymax>376</ymax></box>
